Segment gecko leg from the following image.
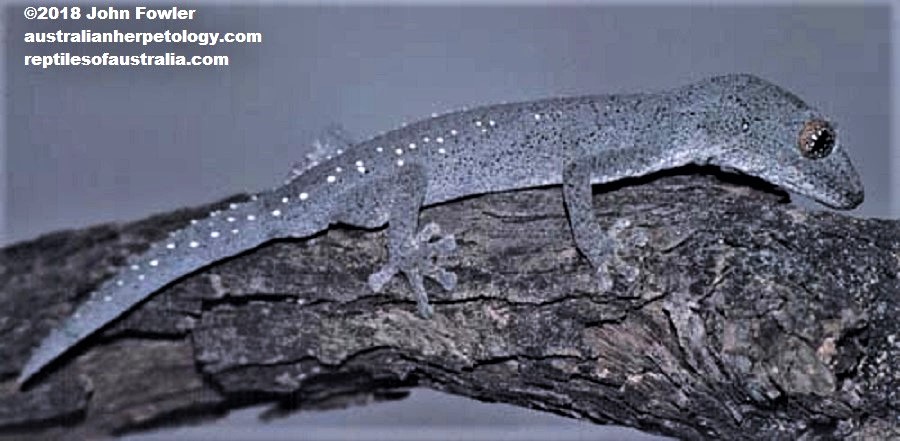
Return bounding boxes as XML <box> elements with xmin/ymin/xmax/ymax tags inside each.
<box><xmin>366</xmin><ymin>164</ymin><xmax>458</xmax><ymax>318</ymax></box>
<box><xmin>562</xmin><ymin>148</ymin><xmax>675</xmax><ymax>291</ymax></box>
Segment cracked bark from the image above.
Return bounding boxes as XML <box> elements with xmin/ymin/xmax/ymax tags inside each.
<box><xmin>0</xmin><ymin>170</ymin><xmax>897</xmax><ymax>440</ymax></box>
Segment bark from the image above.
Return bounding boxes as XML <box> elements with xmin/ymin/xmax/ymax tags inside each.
<box><xmin>0</xmin><ymin>170</ymin><xmax>897</xmax><ymax>440</ymax></box>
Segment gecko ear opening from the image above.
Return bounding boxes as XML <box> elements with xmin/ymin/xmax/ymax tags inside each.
<box><xmin>798</xmin><ymin>119</ymin><xmax>835</xmax><ymax>159</ymax></box>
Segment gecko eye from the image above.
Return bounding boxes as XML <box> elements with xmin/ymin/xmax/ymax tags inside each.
<box><xmin>798</xmin><ymin>119</ymin><xmax>835</xmax><ymax>159</ymax></box>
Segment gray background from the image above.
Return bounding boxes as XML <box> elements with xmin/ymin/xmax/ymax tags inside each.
<box><xmin>2</xmin><ymin>2</ymin><xmax>893</xmax><ymax>440</ymax></box>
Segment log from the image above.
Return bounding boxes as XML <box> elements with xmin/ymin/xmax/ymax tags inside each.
<box><xmin>0</xmin><ymin>168</ymin><xmax>897</xmax><ymax>440</ymax></box>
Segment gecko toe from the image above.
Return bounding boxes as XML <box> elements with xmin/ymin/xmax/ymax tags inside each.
<box><xmin>620</xmin><ymin>227</ymin><xmax>649</xmax><ymax>248</ymax></box>
<box><xmin>610</xmin><ymin>218</ymin><xmax>632</xmax><ymax>234</ymax></box>
<box><xmin>418</xmin><ymin>301</ymin><xmax>434</xmax><ymax>319</ymax></box>
<box><xmin>368</xmin><ymin>264</ymin><xmax>398</xmax><ymax>293</ymax></box>
<box><xmin>618</xmin><ymin>261</ymin><xmax>640</xmax><ymax>283</ymax></box>
<box><xmin>595</xmin><ymin>262</ymin><xmax>614</xmax><ymax>292</ymax></box>
<box><xmin>430</xmin><ymin>267</ymin><xmax>458</xmax><ymax>291</ymax></box>
<box><xmin>405</xmin><ymin>269</ymin><xmax>434</xmax><ymax>318</ymax></box>
<box><xmin>429</xmin><ymin>235</ymin><xmax>457</xmax><ymax>256</ymax></box>
<box><xmin>592</xmin><ymin>254</ymin><xmax>639</xmax><ymax>291</ymax></box>
<box><xmin>610</xmin><ymin>218</ymin><xmax>648</xmax><ymax>248</ymax></box>
<box><xmin>416</xmin><ymin>222</ymin><xmax>442</xmax><ymax>242</ymax></box>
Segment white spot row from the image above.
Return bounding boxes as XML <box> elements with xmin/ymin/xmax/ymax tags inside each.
<box><xmin>367</xmin><ymin>127</ymin><xmax>459</xmax><ymax>162</ymax></box>
<box><xmin>111</xmin><ymin>111</ymin><xmax>489</xmax><ymax>293</ymax></box>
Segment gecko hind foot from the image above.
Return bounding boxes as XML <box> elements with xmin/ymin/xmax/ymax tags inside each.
<box><xmin>367</xmin><ymin>222</ymin><xmax>458</xmax><ymax>318</ymax></box>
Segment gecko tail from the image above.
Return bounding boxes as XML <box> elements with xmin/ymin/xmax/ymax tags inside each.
<box><xmin>17</xmin><ymin>325</ymin><xmax>78</xmax><ymax>387</ymax></box>
<box><xmin>16</xmin><ymin>199</ymin><xmax>296</xmax><ymax>388</ymax></box>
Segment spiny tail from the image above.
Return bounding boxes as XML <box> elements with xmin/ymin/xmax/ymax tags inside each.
<box><xmin>17</xmin><ymin>196</ymin><xmax>320</xmax><ymax>386</ymax></box>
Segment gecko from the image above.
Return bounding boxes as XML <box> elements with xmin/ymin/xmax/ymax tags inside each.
<box><xmin>17</xmin><ymin>73</ymin><xmax>864</xmax><ymax>386</ymax></box>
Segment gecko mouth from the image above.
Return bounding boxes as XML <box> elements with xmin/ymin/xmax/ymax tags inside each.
<box><xmin>779</xmin><ymin>173</ymin><xmax>864</xmax><ymax>210</ymax></box>
<box><xmin>817</xmin><ymin>186</ymin><xmax>864</xmax><ymax>209</ymax></box>
<box><xmin>713</xmin><ymin>164</ymin><xmax>862</xmax><ymax>210</ymax></box>
<box><xmin>706</xmin><ymin>164</ymin><xmax>791</xmax><ymax>200</ymax></box>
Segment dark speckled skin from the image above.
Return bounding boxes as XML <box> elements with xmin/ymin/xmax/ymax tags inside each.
<box><xmin>18</xmin><ymin>74</ymin><xmax>864</xmax><ymax>386</ymax></box>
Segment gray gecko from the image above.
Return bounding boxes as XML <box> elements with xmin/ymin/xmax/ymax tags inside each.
<box><xmin>17</xmin><ymin>73</ymin><xmax>864</xmax><ymax>386</ymax></box>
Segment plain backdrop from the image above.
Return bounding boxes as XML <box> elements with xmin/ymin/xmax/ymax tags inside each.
<box><xmin>2</xmin><ymin>2</ymin><xmax>893</xmax><ymax>440</ymax></box>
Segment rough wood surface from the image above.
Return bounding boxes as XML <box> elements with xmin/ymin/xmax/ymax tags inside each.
<box><xmin>0</xmin><ymin>170</ymin><xmax>897</xmax><ymax>440</ymax></box>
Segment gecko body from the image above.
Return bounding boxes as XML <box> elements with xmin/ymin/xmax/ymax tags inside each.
<box><xmin>18</xmin><ymin>74</ymin><xmax>864</xmax><ymax>386</ymax></box>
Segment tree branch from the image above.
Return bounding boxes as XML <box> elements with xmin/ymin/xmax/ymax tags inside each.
<box><xmin>1</xmin><ymin>170</ymin><xmax>897</xmax><ymax>440</ymax></box>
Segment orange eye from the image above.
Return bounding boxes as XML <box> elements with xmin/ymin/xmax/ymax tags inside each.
<box><xmin>798</xmin><ymin>120</ymin><xmax>835</xmax><ymax>159</ymax></box>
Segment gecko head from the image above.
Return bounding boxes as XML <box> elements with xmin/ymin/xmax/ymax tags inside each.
<box><xmin>696</xmin><ymin>74</ymin><xmax>864</xmax><ymax>210</ymax></box>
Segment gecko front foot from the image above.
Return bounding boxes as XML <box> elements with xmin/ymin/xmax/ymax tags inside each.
<box><xmin>592</xmin><ymin>219</ymin><xmax>643</xmax><ymax>292</ymax></box>
<box><xmin>368</xmin><ymin>222</ymin><xmax>458</xmax><ymax>318</ymax></box>
<box><xmin>594</xmin><ymin>257</ymin><xmax>638</xmax><ymax>292</ymax></box>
